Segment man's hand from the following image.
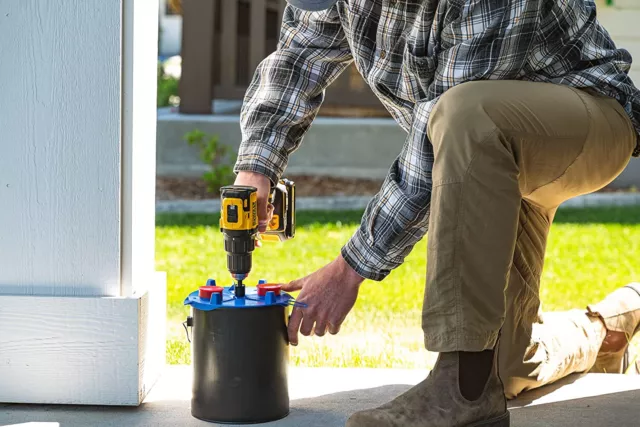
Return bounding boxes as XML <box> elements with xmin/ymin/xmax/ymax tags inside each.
<box><xmin>282</xmin><ymin>254</ymin><xmax>365</xmax><ymax>345</ymax></box>
<box><xmin>234</xmin><ymin>171</ymin><xmax>273</xmax><ymax>233</ymax></box>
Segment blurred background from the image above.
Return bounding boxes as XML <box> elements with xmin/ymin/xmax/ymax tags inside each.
<box><xmin>155</xmin><ymin>0</ymin><xmax>640</xmax><ymax>372</ymax></box>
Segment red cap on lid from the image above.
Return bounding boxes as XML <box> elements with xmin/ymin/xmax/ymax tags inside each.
<box><xmin>199</xmin><ymin>286</ymin><xmax>224</xmax><ymax>299</ymax></box>
<box><xmin>257</xmin><ymin>283</ymin><xmax>282</xmax><ymax>297</ymax></box>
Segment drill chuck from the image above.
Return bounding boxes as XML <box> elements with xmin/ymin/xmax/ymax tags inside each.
<box><xmin>223</xmin><ymin>234</ymin><xmax>255</xmax><ymax>277</ymax></box>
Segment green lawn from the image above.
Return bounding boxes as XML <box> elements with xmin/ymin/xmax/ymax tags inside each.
<box><xmin>157</xmin><ymin>207</ymin><xmax>640</xmax><ymax>368</ymax></box>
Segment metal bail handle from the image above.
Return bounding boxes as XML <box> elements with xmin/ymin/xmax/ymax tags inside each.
<box><xmin>183</xmin><ymin>316</ymin><xmax>193</xmax><ymax>343</ymax></box>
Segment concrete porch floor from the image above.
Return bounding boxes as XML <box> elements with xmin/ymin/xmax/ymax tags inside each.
<box><xmin>1</xmin><ymin>367</ymin><xmax>639</xmax><ymax>427</ymax></box>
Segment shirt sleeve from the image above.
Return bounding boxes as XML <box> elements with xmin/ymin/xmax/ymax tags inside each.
<box><xmin>341</xmin><ymin>102</ymin><xmax>436</xmax><ymax>281</ymax></box>
<box><xmin>234</xmin><ymin>5</ymin><xmax>354</xmax><ymax>185</ymax></box>
<box><xmin>341</xmin><ymin>3</ymin><xmax>508</xmax><ymax>281</ymax></box>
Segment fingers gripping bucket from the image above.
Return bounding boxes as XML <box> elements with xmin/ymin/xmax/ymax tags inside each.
<box><xmin>184</xmin><ymin>280</ymin><xmax>293</xmax><ymax>424</ymax></box>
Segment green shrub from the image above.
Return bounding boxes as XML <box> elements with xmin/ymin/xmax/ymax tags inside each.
<box><xmin>157</xmin><ymin>61</ymin><xmax>180</xmax><ymax>107</ymax></box>
<box><xmin>184</xmin><ymin>129</ymin><xmax>235</xmax><ymax>193</ymax></box>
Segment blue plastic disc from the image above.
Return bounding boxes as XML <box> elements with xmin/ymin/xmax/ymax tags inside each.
<box><xmin>184</xmin><ymin>284</ymin><xmax>294</xmax><ymax>312</ymax></box>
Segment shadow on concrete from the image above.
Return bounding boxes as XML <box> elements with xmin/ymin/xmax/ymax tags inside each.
<box><xmin>283</xmin><ymin>385</ymin><xmax>411</xmax><ymax>427</ymax></box>
<box><xmin>2</xmin><ymin>381</ymin><xmax>640</xmax><ymax>427</ymax></box>
<box><xmin>510</xmin><ymin>388</ymin><xmax>640</xmax><ymax>427</ymax></box>
<box><xmin>508</xmin><ymin>373</ymin><xmax>582</xmax><ymax>408</ymax></box>
<box><xmin>0</xmin><ymin>386</ymin><xmax>412</xmax><ymax>427</ymax></box>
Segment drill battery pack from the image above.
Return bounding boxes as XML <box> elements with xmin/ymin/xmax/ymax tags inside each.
<box><xmin>265</xmin><ymin>179</ymin><xmax>295</xmax><ymax>242</ymax></box>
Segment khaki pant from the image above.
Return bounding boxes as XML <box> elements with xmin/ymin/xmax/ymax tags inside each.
<box><xmin>423</xmin><ymin>81</ymin><xmax>637</xmax><ymax>399</ymax></box>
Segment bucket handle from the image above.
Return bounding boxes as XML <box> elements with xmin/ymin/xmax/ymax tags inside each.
<box><xmin>183</xmin><ymin>316</ymin><xmax>193</xmax><ymax>343</ymax></box>
<box><xmin>288</xmin><ymin>300</ymin><xmax>308</xmax><ymax>309</ymax></box>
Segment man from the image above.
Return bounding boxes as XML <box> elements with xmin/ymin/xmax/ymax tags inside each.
<box><xmin>234</xmin><ymin>0</ymin><xmax>640</xmax><ymax>426</ymax></box>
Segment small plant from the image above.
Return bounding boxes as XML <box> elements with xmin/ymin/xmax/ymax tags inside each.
<box><xmin>157</xmin><ymin>61</ymin><xmax>180</xmax><ymax>107</ymax></box>
<box><xmin>184</xmin><ymin>129</ymin><xmax>235</xmax><ymax>193</ymax></box>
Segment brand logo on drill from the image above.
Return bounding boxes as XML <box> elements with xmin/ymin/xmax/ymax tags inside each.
<box><xmin>252</xmin><ymin>199</ymin><xmax>258</xmax><ymax>227</ymax></box>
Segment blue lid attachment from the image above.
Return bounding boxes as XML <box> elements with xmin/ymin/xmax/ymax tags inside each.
<box><xmin>184</xmin><ymin>279</ymin><xmax>301</xmax><ymax>312</ymax></box>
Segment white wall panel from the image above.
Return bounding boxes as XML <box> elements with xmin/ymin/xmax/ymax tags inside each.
<box><xmin>0</xmin><ymin>0</ymin><xmax>122</xmax><ymax>297</ymax></box>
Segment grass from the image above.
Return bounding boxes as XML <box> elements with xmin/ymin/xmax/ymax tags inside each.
<box><xmin>157</xmin><ymin>206</ymin><xmax>640</xmax><ymax>369</ymax></box>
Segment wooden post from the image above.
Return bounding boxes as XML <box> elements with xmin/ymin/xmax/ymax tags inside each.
<box><xmin>277</xmin><ymin>0</ymin><xmax>287</xmax><ymax>29</ymax></box>
<box><xmin>220</xmin><ymin>0</ymin><xmax>239</xmax><ymax>88</ymax></box>
<box><xmin>179</xmin><ymin>0</ymin><xmax>216</xmax><ymax>114</ymax></box>
<box><xmin>249</xmin><ymin>0</ymin><xmax>267</xmax><ymax>74</ymax></box>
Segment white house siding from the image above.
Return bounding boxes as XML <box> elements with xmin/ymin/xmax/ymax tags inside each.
<box><xmin>0</xmin><ymin>0</ymin><xmax>122</xmax><ymax>297</ymax></box>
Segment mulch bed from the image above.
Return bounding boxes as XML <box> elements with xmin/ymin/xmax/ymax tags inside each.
<box><xmin>157</xmin><ymin>176</ymin><xmax>634</xmax><ymax>201</ymax></box>
<box><xmin>157</xmin><ymin>175</ymin><xmax>384</xmax><ymax>200</ymax></box>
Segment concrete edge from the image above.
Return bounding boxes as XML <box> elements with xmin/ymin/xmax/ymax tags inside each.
<box><xmin>559</xmin><ymin>192</ymin><xmax>640</xmax><ymax>208</ymax></box>
<box><xmin>156</xmin><ymin>193</ymin><xmax>640</xmax><ymax>215</ymax></box>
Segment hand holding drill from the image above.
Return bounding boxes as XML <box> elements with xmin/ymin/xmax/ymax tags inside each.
<box><xmin>222</xmin><ymin>172</ymin><xmax>295</xmax><ymax>297</ymax></box>
<box><xmin>232</xmin><ymin>171</ymin><xmax>364</xmax><ymax>344</ymax></box>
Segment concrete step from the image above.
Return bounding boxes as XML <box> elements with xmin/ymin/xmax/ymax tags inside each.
<box><xmin>156</xmin><ymin>112</ymin><xmax>640</xmax><ymax>190</ymax></box>
<box><xmin>1</xmin><ymin>367</ymin><xmax>639</xmax><ymax>427</ymax></box>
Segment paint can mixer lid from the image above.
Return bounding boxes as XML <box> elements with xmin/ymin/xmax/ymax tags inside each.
<box><xmin>184</xmin><ymin>279</ymin><xmax>297</xmax><ymax>312</ymax></box>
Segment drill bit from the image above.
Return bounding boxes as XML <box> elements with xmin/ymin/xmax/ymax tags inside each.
<box><xmin>235</xmin><ymin>278</ymin><xmax>245</xmax><ymax>297</ymax></box>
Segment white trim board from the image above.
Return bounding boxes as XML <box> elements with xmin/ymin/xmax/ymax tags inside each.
<box><xmin>120</xmin><ymin>0</ymin><xmax>159</xmax><ymax>298</ymax></box>
<box><xmin>0</xmin><ymin>272</ymin><xmax>166</xmax><ymax>406</ymax></box>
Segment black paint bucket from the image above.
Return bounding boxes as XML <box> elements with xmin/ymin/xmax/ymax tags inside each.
<box><xmin>184</xmin><ymin>282</ymin><xmax>291</xmax><ymax>424</ymax></box>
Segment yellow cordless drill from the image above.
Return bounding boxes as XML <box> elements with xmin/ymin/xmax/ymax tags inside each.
<box><xmin>219</xmin><ymin>179</ymin><xmax>295</xmax><ymax>297</ymax></box>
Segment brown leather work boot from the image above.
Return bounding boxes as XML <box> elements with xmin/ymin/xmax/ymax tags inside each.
<box><xmin>588</xmin><ymin>283</ymin><xmax>640</xmax><ymax>374</ymax></box>
<box><xmin>345</xmin><ymin>351</ymin><xmax>510</xmax><ymax>427</ymax></box>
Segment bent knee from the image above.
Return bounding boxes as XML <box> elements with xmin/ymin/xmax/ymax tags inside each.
<box><xmin>427</xmin><ymin>82</ymin><xmax>502</xmax><ymax>155</ymax></box>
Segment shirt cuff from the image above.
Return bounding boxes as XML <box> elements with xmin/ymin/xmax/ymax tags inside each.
<box><xmin>234</xmin><ymin>139</ymin><xmax>288</xmax><ymax>186</ymax></box>
<box><xmin>341</xmin><ymin>227</ymin><xmax>391</xmax><ymax>282</ymax></box>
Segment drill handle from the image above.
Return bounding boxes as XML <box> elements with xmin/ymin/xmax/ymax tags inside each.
<box><xmin>264</xmin><ymin>179</ymin><xmax>296</xmax><ymax>241</ymax></box>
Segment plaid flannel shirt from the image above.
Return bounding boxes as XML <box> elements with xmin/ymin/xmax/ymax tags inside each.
<box><xmin>235</xmin><ymin>0</ymin><xmax>640</xmax><ymax>281</ymax></box>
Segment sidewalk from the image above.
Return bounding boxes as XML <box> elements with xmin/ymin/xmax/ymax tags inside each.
<box><xmin>2</xmin><ymin>367</ymin><xmax>639</xmax><ymax>427</ymax></box>
<box><xmin>156</xmin><ymin>192</ymin><xmax>640</xmax><ymax>214</ymax></box>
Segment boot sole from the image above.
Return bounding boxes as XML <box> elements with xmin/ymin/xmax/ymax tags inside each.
<box><xmin>467</xmin><ymin>411</ymin><xmax>510</xmax><ymax>426</ymax></box>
